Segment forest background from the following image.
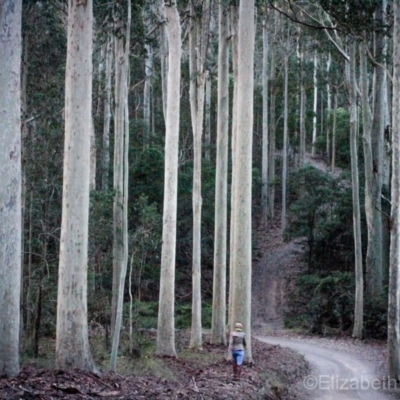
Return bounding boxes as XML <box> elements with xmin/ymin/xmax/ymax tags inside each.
<box><xmin>2</xmin><ymin>0</ymin><xmax>400</xmax><ymax>383</ymax></box>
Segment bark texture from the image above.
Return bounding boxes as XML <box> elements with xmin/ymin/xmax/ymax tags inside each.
<box><xmin>156</xmin><ymin>0</ymin><xmax>181</xmax><ymax>357</ymax></box>
<box><xmin>211</xmin><ymin>0</ymin><xmax>229</xmax><ymax>345</ymax></box>
<box><xmin>56</xmin><ymin>0</ymin><xmax>95</xmax><ymax>371</ymax></box>
<box><xmin>0</xmin><ymin>0</ymin><xmax>22</xmax><ymax>378</ymax></box>
<box><xmin>230</xmin><ymin>0</ymin><xmax>254</xmax><ymax>362</ymax></box>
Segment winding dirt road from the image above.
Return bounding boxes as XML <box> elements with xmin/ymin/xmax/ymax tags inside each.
<box><xmin>256</xmin><ymin>336</ymin><xmax>393</xmax><ymax>399</ymax></box>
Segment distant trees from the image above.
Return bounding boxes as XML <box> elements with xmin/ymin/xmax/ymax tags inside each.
<box><xmin>0</xmin><ymin>0</ymin><xmax>22</xmax><ymax>378</ymax></box>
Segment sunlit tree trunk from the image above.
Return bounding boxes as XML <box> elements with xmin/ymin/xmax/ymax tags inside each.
<box><xmin>388</xmin><ymin>0</ymin><xmax>400</xmax><ymax>378</ymax></box>
<box><xmin>156</xmin><ymin>0</ymin><xmax>181</xmax><ymax>357</ymax></box>
<box><xmin>56</xmin><ymin>0</ymin><xmax>96</xmax><ymax>371</ymax></box>
<box><xmin>0</xmin><ymin>0</ymin><xmax>22</xmax><ymax>377</ymax></box>
<box><xmin>110</xmin><ymin>0</ymin><xmax>131</xmax><ymax>372</ymax></box>
<box><xmin>230</xmin><ymin>0</ymin><xmax>254</xmax><ymax>362</ymax></box>
<box><xmin>211</xmin><ymin>0</ymin><xmax>229</xmax><ymax>345</ymax></box>
<box><xmin>349</xmin><ymin>39</ymin><xmax>363</xmax><ymax>339</ymax></box>
<box><xmin>261</xmin><ymin>14</ymin><xmax>269</xmax><ymax>224</ymax></box>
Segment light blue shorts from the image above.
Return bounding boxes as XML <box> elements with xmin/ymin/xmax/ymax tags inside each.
<box><xmin>232</xmin><ymin>349</ymin><xmax>244</xmax><ymax>365</ymax></box>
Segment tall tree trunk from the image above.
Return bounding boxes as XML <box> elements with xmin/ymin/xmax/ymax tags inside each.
<box><xmin>281</xmin><ymin>54</ymin><xmax>289</xmax><ymax>235</ymax></box>
<box><xmin>388</xmin><ymin>0</ymin><xmax>400</xmax><ymax>378</ymax></box>
<box><xmin>156</xmin><ymin>0</ymin><xmax>181</xmax><ymax>357</ymax></box>
<box><xmin>349</xmin><ymin>39</ymin><xmax>363</xmax><ymax>339</ymax></box>
<box><xmin>230</xmin><ymin>0</ymin><xmax>254</xmax><ymax>362</ymax></box>
<box><xmin>56</xmin><ymin>0</ymin><xmax>95</xmax><ymax>372</ymax></box>
<box><xmin>228</xmin><ymin>2</ymin><xmax>239</xmax><ymax>329</ymax></box>
<box><xmin>331</xmin><ymin>89</ymin><xmax>338</xmax><ymax>173</ymax></box>
<box><xmin>311</xmin><ymin>51</ymin><xmax>318</xmax><ymax>158</ymax></box>
<box><xmin>326</xmin><ymin>53</ymin><xmax>331</xmax><ymax>160</ymax></box>
<box><xmin>159</xmin><ymin>0</ymin><xmax>168</xmax><ymax>121</ymax></box>
<box><xmin>261</xmin><ymin>14</ymin><xmax>269</xmax><ymax>224</ymax></box>
<box><xmin>110</xmin><ymin>0</ymin><xmax>131</xmax><ymax>372</ymax></box>
<box><xmin>143</xmin><ymin>4</ymin><xmax>153</xmax><ymax>142</ymax></box>
<box><xmin>189</xmin><ymin>0</ymin><xmax>211</xmax><ymax>350</ymax></box>
<box><xmin>205</xmin><ymin>70</ymin><xmax>212</xmax><ymax>162</ymax></box>
<box><xmin>211</xmin><ymin>0</ymin><xmax>229</xmax><ymax>345</ymax></box>
<box><xmin>0</xmin><ymin>0</ymin><xmax>22</xmax><ymax>377</ymax></box>
<box><xmin>299</xmin><ymin>45</ymin><xmax>306</xmax><ymax>167</ymax></box>
<box><xmin>102</xmin><ymin>34</ymin><xmax>113</xmax><ymax>191</ymax></box>
<box><xmin>268</xmin><ymin>9</ymin><xmax>277</xmax><ymax>218</ymax></box>
<box><xmin>360</xmin><ymin>38</ymin><xmax>383</xmax><ymax>302</ymax></box>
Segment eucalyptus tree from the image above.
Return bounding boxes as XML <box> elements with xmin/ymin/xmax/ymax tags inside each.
<box><xmin>348</xmin><ymin>38</ymin><xmax>363</xmax><ymax>339</ymax></box>
<box><xmin>156</xmin><ymin>0</ymin><xmax>181</xmax><ymax>357</ymax></box>
<box><xmin>228</xmin><ymin>1</ymin><xmax>239</xmax><ymax>328</ymax></box>
<box><xmin>102</xmin><ymin>33</ymin><xmax>113</xmax><ymax>191</ymax></box>
<box><xmin>211</xmin><ymin>0</ymin><xmax>229</xmax><ymax>345</ymax></box>
<box><xmin>261</xmin><ymin>9</ymin><xmax>269</xmax><ymax>224</ymax></box>
<box><xmin>388</xmin><ymin>0</ymin><xmax>400</xmax><ymax>378</ymax></box>
<box><xmin>267</xmin><ymin>6</ymin><xmax>278</xmax><ymax>219</ymax></box>
<box><xmin>311</xmin><ymin>50</ymin><xmax>318</xmax><ymax>157</ymax></box>
<box><xmin>56</xmin><ymin>0</ymin><xmax>96</xmax><ymax>371</ymax></box>
<box><xmin>230</xmin><ymin>0</ymin><xmax>255</xmax><ymax>361</ymax></box>
<box><xmin>188</xmin><ymin>0</ymin><xmax>211</xmax><ymax>350</ymax></box>
<box><xmin>0</xmin><ymin>0</ymin><xmax>22</xmax><ymax>377</ymax></box>
<box><xmin>110</xmin><ymin>0</ymin><xmax>131</xmax><ymax>372</ymax></box>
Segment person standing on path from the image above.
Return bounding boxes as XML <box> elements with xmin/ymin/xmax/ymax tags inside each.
<box><xmin>229</xmin><ymin>322</ymin><xmax>247</xmax><ymax>381</ymax></box>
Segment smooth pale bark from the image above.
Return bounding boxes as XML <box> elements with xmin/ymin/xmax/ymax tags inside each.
<box><xmin>388</xmin><ymin>0</ymin><xmax>400</xmax><ymax>378</ymax></box>
<box><xmin>261</xmin><ymin>16</ymin><xmax>269</xmax><ymax>224</ymax></box>
<box><xmin>156</xmin><ymin>1</ymin><xmax>181</xmax><ymax>357</ymax></box>
<box><xmin>230</xmin><ymin>0</ymin><xmax>254</xmax><ymax>362</ymax></box>
<box><xmin>211</xmin><ymin>0</ymin><xmax>229</xmax><ymax>345</ymax></box>
<box><xmin>159</xmin><ymin>0</ymin><xmax>168</xmax><ymax>121</ymax></box>
<box><xmin>189</xmin><ymin>0</ymin><xmax>210</xmax><ymax>350</ymax></box>
<box><xmin>21</xmin><ymin>28</ymin><xmax>28</xmax><ymax>337</ymax></box>
<box><xmin>268</xmin><ymin>9</ymin><xmax>277</xmax><ymax>218</ymax></box>
<box><xmin>228</xmin><ymin>2</ymin><xmax>239</xmax><ymax>329</ymax></box>
<box><xmin>102</xmin><ymin>34</ymin><xmax>112</xmax><ymax>191</ymax></box>
<box><xmin>299</xmin><ymin>46</ymin><xmax>306</xmax><ymax>167</ymax></box>
<box><xmin>110</xmin><ymin>0</ymin><xmax>131</xmax><ymax>372</ymax></box>
<box><xmin>348</xmin><ymin>39</ymin><xmax>363</xmax><ymax>339</ymax></box>
<box><xmin>0</xmin><ymin>0</ymin><xmax>22</xmax><ymax>377</ymax></box>
<box><xmin>311</xmin><ymin>51</ymin><xmax>318</xmax><ymax>158</ymax></box>
<box><xmin>56</xmin><ymin>0</ymin><xmax>95</xmax><ymax>371</ymax></box>
<box><xmin>360</xmin><ymin>40</ymin><xmax>383</xmax><ymax>302</ymax></box>
<box><xmin>281</xmin><ymin>54</ymin><xmax>289</xmax><ymax>235</ymax></box>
